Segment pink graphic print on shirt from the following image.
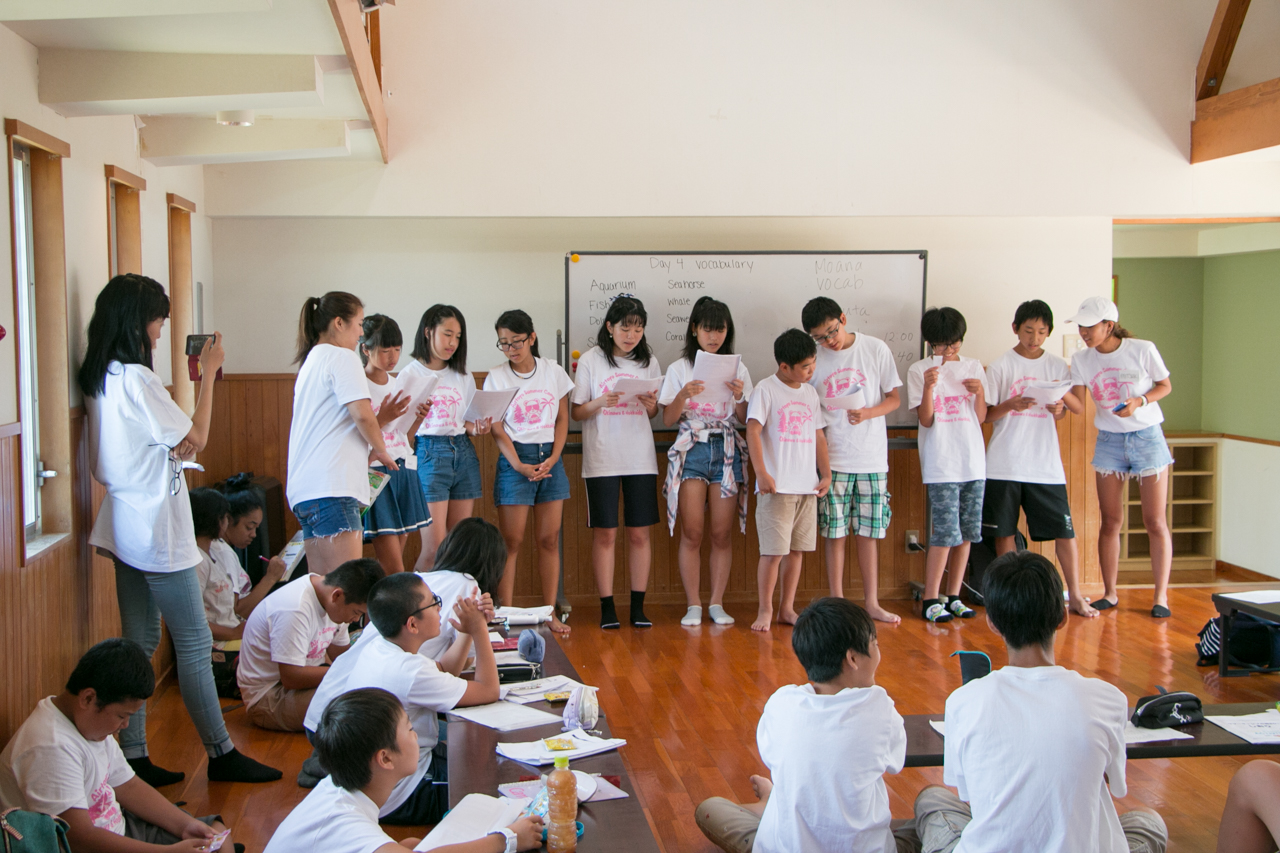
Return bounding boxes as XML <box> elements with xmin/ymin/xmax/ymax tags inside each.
<box><xmin>776</xmin><ymin>402</ymin><xmax>815</xmax><ymax>443</ymax></box>
<box><xmin>822</xmin><ymin>367</ymin><xmax>866</xmax><ymax>399</ymax></box>
<box><xmin>599</xmin><ymin>371</ymin><xmax>644</xmax><ymax>417</ymax></box>
<box><xmin>509</xmin><ymin>390</ymin><xmax>557</xmax><ymax>433</ymax></box>
<box><xmin>932</xmin><ymin>391</ymin><xmax>973</xmax><ymax>423</ymax></box>
<box><xmin>307</xmin><ymin>625</ymin><xmax>339</xmax><ymax>665</ymax></box>
<box><xmin>1088</xmin><ymin>367</ymin><xmax>1133</xmax><ymax>409</ymax></box>
<box><xmin>88</xmin><ymin>779</ymin><xmax>124</xmax><ymax>833</ymax></box>
<box><xmin>1008</xmin><ymin>375</ymin><xmax>1050</xmax><ymax>420</ymax></box>
<box><xmin>426</xmin><ymin>387</ymin><xmax>464</xmax><ymax>428</ymax></box>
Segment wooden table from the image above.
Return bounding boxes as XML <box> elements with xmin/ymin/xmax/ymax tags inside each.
<box><xmin>1211</xmin><ymin>593</ymin><xmax>1280</xmax><ymax>678</ymax></box>
<box><xmin>446</xmin><ymin>626</ymin><xmax>661</xmax><ymax>853</ymax></box>
<box><xmin>903</xmin><ymin>702</ymin><xmax>1280</xmax><ymax>767</ymax></box>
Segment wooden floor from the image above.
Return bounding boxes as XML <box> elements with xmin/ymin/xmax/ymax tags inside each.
<box><xmin>143</xmin><ymin>575</ymin><xmax>1280</xmax><ymax>852</ymax></box>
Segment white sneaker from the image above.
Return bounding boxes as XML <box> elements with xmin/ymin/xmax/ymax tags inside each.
<box><xmin>681</xmin><ymin>606</ymin><xmax>703</xmax><ymax>626</ymax></box>
<box><xmin>708</xmin><ymin>604</ymin><xmax>735</xmax><ymax>625</ymax></box>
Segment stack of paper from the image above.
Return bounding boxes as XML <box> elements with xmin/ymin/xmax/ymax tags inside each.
<box><xmin>611</xmin><ymin>377</ymin><xmax>662</xmax><ymax>405</ymax></box>
<box><xmin>448</xmin><ymin>701</ymin><xmax>563</xmax><ymax>732</ymax></box>
<box><xmin>415</xmin><ymin>794</ymin><xmax>529</xmax><ymax>851</ymax></box>
<box><xmin>503</xmin><ymin>675</ymin><xmax>586</xmax><ymax>705</ymax></box>
<box><xmin>1122</xmin><ymin>722</ymin><xmax>1194</xmax><ymax>744</ymax></box>
<box><xmin>496</xmin><ymin>605</ymin><xmax>555</xmax><ymax>625</ymax></box>
<box><xmin>1221</xmin><ymin>590</ymin><xmax>1280</xmax><ymax>605</ymax></box>
<box><xmin>1205</xmin><ymin>709</ymin><xmax>1280</xmax><ymax>744</ymax></box>
<box><xmin>495</xmin><ymin>727</ymin><xmax>626</xmax><ymax>766</ymax></box>
<box><xmin>691</xmin><ymin>351</ymin><xmax>741</xmax><ymax>403</ymax></box>
<box><xmin>463</xmin><ymin>387</ymin><xmax>518</xmax><ymax>424</ymax></box>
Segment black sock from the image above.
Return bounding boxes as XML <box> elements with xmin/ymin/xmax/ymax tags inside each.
<box><xmin>207</xmin><ymin>748</ymin><xmax>283</xmax><ymax>784</ymax></box>
<box><xmin>127</xmin><ymin>756</ymin><xmax>184</xmax><ymax>787</ymax></box>
<box><xmin>600</xmin><ymin>596</ymin><xmax>620</xmax><ymax>629</ymax></box>
<box><xmin>630</xmin><ymin>590</ymin><xmax>651</xmax><ymax>627</ymax></box>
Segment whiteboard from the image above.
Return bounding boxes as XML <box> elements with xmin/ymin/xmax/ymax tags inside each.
<box><xmin>564</xmin><ymin>251</ymin><xmax>927</xmax><ymax>427</ymax></box>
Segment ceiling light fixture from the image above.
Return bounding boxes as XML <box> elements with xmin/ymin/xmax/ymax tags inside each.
<box><xmin>215</xmin><ymin>110</ymin><xmax>255</xmax><ymax>127</ymax></box>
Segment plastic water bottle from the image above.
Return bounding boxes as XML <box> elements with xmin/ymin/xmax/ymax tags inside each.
<box><xmin>546</xmin><ymin>755</ymin><xmax>577</xmax><ymax>852</ymax></box>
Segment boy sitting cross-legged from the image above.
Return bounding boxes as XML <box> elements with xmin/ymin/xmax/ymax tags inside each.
<box><xmin>914</xmin><ymin>551</ymin><xmax>1167</xmax><ymax>853</ymax></box>
<box><xmin>264</xmin><ymin>688</ymin><xmax>542</xmax><ymax>853</ymax></box>
<box><xmin>0</xmin><ymin>639</ymin><xmax>237</xmax><ymax>853</ymax></box>
<box><xmin>695</xmin><ymin>598</ymin><xmax>918</xmax><ymax>853</ymax></box>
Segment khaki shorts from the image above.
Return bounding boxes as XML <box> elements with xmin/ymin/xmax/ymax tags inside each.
<box><xmin>913</xmin><ymin>786</ymin><xmax>1167</xmax><ymax>853</ymax></box>
<box><xmin>755</xmin><ymin>493</ymin><xmax>817</xmax><ymax>556</ymax></box>
<box><xmin>695</xmin><ymin>797</ymin><xmax>920</xmax><ymax>853</ymax></box>
<box><xmin>246</xmin><ymin>682</ymin><xmax>315</xmax><ymax>732</ymax></box>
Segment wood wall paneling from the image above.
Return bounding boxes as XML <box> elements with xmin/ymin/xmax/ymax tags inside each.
<box><xmin>168</xmin><ymin>205</ymin><xmax>195</xmax><ymax>413</ymax></box>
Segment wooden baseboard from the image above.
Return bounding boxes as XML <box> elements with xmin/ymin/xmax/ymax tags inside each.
<box><xmin>1216</xmin><ymin>560</ymin><xmax>1277</xmax><ymax>582</ymax></box>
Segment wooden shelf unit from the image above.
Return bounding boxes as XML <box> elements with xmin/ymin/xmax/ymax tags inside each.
<box><xmin>1118</xmin><ymin>439</ymin><xmax>1217</xmax><ymax>583</ymax></box>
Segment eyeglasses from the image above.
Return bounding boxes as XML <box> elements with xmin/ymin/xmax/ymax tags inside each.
<box><xmin>150</xmin><ymin>444</ymin><xmax>184</xmax><ymax>496</ymax></box>
<box><xmin>411</xmin><ymin>594</ymin><xmax>444</xmax><ymax>618</ymax></box>
<box><xmin>809</xmin><ymin>323</ymin><xmax>842</xmax><ymax>344</ymax></box>
<box><xmin>931</xmin><ymin>341</ymin><xmax>963</xmax><ymax>354</ymax></box>
<box><xmin>496</xmin><ymin>337</ymin><xmax>530</xmax><ymax>352</ymax></box>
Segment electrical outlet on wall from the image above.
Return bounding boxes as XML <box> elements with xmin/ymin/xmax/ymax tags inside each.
<box><xmin>1063</xmin><ymin>334</ymin><xmax>1085</xmax><ymax>359</ymax></box>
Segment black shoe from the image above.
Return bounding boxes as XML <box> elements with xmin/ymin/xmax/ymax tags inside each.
<box><xmin>1151</xmin><ymin>605</ymin><xmax>1171</xmax><ymax>618</ymax></box>
<box><xmin>600</xmin><ymin>596</ymin><xmax>620</xmax><ymax>629</ymax></box>
<box><xmin>629</xmin><ymin>590</ymin><xmax>651</xmax><ymax>627</ymax></box>
<box><xmin>127</xmin><ymin>756</ymin><xmax>184</xmax><ymax>788</ymax></box>
<box><xmin>207</xmin><ymin>748</ymin><xmax>283</xmax><ymax>783</ymax></box>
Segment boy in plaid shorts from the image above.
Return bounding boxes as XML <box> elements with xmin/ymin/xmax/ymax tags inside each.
<box><xmin>802</xmin><ymin>298</ymin><xmax>904</xmax><ymax>624</ymax></box>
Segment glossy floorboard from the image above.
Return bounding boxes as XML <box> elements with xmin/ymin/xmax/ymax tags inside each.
<box><xmin>142</xmin><ymin>579</ymin><xmax>1280</xmax><ymax>852</ymax></box>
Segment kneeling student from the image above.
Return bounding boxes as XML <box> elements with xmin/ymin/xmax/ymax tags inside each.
<box><xmin>237</xmin><ymin>558</ymin><xmax>383</xmax><ymax>731</ymax></box>
<box><xmin>301</xmin><ymin>572</ymin><xmax>501</xmax><ymax>822</ymax></box>
<box><xmin>914</xmin><ymin>551</ymin><xmax>1167</xmax><ymax>853</ymax></box>
<box><xmin>696</xmin><ymin>598</ymin><xmax>916</xmax><ymax>853</ymax></box>
<box><xmin>0</xmin><ymin>639</ymin><xmax>237</xmax><ymax>853</ymax></box>
<box><xmin>266</xmin><ymin>688</ymin><xmax>542</xmax><ymax>853</ymax></box>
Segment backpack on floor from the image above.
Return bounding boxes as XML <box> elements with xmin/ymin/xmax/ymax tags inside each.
<box><xmin>962</xmin><ymin>531</ymin><xmax>1027</xmax><ymax>606</ymax></box>
<box><xmin>1</xmin><ymin>809</ymin><xmax>72</xmax><ymax>853</ymax></box>
<box><xmin>1196</xmin><ymin>613</ymin><xmax>1280</xmax><ymax>669</ymax></box>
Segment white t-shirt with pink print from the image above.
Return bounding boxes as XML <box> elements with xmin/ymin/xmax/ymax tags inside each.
<box><xmin>658</xmin><ymin>355</ymin><xmax>754</xmax><ymax>424</ymax></box>
<box><xmin>810</xmin><ymin>334</ymin><xmax>902</xmax><ymax>475</ymax></box>
<box><xmin>403</xmin><ymin>361</ymin><xmax>477</xmax><ymax>438</ymax></box>
<box><xmin>1070</xmin><ymin>338</ymin><xmax>1170</xmax><ymax>434</ymax></box>
<box><xmin>571</xmin><ymin>346</ymin><xmax>662</xmax><ymax>478</ymax></box>
<box><xmin>366</xmin><ymin>375</ymin><xmax>414</xmax><ymax>462</ymax></box>
<box><xmin>907</xmin><ymin>355</ymin><xmax>989</xmax><ymax>484</ymax></box>
<box><xmin>484</xmin><ymin>357</ymin><xmax>575</xmax><ymax>446</ymax></box>
<box><xmin>747</xmin><ymin>375</ymin><xmax>826</xmax><ymax>495</ymax></box>
<box><xmin>985</xmin><ymin>349</ymin><xmax>1070</xmax><ymax>485</ymax></box>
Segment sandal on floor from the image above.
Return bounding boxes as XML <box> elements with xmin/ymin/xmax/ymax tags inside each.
<box><xmin>1151</xmin><ymin>605</ymin><xmax>1172</xmax><ymax>618</ymax></box>
<box><xmin>1091</xmin><ymin>598</ymin><xmax>1117</xmax><ymax>611</ymax></box>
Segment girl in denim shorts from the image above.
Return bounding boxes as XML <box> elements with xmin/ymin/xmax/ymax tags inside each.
<box><xmin>484</xmin><ymin>310</ymin><xmax>574</xmax><ymax>634</ymax></box>
<box><xmin>1067</xmin><ymin>296</ymin><xmax>1175</xmax><ymax>618</ymax></box>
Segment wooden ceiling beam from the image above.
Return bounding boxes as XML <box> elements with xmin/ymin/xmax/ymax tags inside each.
<box><xmin>1195</xmin><ymin>0</ymin><xmax>1251</xmax><ymax>102</ymax></box>
<box><xmin>328</xmin><ymin>0</ymin><xmax>389</xmax><ymax>163</ymax></box>
<box><xmin>1192</xmin><ymin>76</ymin><xmax>1280</xmax><ymax>162</ymax></box>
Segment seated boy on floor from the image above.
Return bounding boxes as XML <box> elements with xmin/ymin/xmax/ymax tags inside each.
<box><xmin>237</xmin><ymin>558</ymin><xmax>384</xmax><ymax>732</ymax></box>
<box><xmin>299</xmin><ymin>572</ymin><xmax>502</xmax><ymax>821</ymax></box>
<box><xmin>0</xmin><ymin>639</ymin><xmax>237</xmax><ymax>853</ymax></box>
<box><xmin>695</xmin><ymin>597</ymin><xmax>916</xmax><ymax>853</ymax></box>
<box><xmin>914</xmin><ymin>551</ymin><xmax>1168</xmax><ymax>853</ymax></box>
<box><xmin>265</xmin><ymin>688</ymin><xmax>542</xmax><ymax>853</ymax></box>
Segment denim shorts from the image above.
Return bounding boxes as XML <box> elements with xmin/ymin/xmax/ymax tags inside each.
<box><xmin>293</xmin><ymin>496</ymin><xmax>364</xmax><ymax>540</ymax></box>
<box><xmin>680</xmin><ymin>435</ymin><xmax>744</xmax><ymax>484</ymax></box>
<box><xmin>1093</xmin><ymin>425</ymin><xmax>1174</xmax><ymax>479</ymax></box>
<box><xmin>494</xmin><ymin>442</ymin><xmax>571</xmax><ymax>506</ymax></box>
<box><xmin>416</xmin><ymin>434</ymin><xmax>484</xmax><ymax>503</ymax></box>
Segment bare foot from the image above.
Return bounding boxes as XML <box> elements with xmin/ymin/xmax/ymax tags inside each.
<box><xmin>866</xmin><ymin>605</ymin><xmax>902</xmax><ymax>624</ymax></box>
<box><xmin>778</xmin><ymin>609</ymin><xmax>800</xmax><ymax>626</ymax></box>
<box><xmin>749</xmin><ymin>774</ymin><xmax>773</xmax><ymax>801</ymax></box>
<box><xmin>1070</xmin><ymin>596</ymin><xmax>1099</xmax><ymax>618</ymax></box>
<box><xmin>550</xmin><ymin>616</ymin><xmax>571</xmax><ymax>635</ymax></box>
<box><xmin>751</xmin><ymin>609</ymin><xmax>773</xmax><ymax>632</ymax></box>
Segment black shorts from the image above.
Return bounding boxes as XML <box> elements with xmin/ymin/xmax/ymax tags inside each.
<box><xmin>981</xmin><ymin>479</ymin><xmax>1075</xmax><ymax>542</ymax></box>
<box><xmin>585</xmin><ymin>475</ymin><xmax>660</xmax><ymax>529</ymax></box>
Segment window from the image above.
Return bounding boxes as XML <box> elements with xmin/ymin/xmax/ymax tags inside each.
<box><xmin>11</xmin><ymin>143</ymin><xmax>41</xmax><ymax>537</ymax></box>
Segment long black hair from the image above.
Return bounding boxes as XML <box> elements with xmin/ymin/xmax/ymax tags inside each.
<box><xmin>411</xmin><ymin>304</ymin><xmax>468</xmax><ymax>373</ymax></box>
<box><xmin>358</xmin><ymin>314</ymin><xmax>403</xmax><ymax>367</ymax></box>
<box><xmin>189</xmin><ymin>487</ymin><xmax>230</xmax><ymax>539</ymax></box>
<box><xmin>494</xmin><ymin>309</ymin><xmax>540</xmax><ymax>358</ymax></box>
<box><xmin>78</xmin><ymin>274</ymin><xmax>170</xmax><ymax>398</ymax></box>
<box><xmin>295</xmin><ymin>291</ymin><xmax>363</xmax><ymax>365</ymax></box>
<box><xmin>596</xmin><ymin>296</ymin><xmax>652</xmax><ymax>368</ymax></box>
<box><xmin>430</xmin><ymin>517</ymin><xmax>506</xmax><ymax>597</ymax></box>
<box><xmin>680</xmin><ymin>296</ymin><xmax>735</xmax><ymax>364</ymax></box>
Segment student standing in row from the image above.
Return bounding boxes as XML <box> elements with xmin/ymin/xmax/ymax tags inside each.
<box><xmin>1067</xmin><ymin>296</ymin><xmax>1174</xmax><ymax>618</ymax></box>
<box><xmin>660</xmin><ymin>297</ymin><xmax>752</xmax><ymax>627</ymax></box>
<box><xmin>403</xmin><ymin>305</ymin><xmax>491</xmax><ymax>571</ymax></box>
<box><xmin>287</xmin><ymin>293</ymin><xmax>398</xmax><ymax>576</ymax></box>
<box><xmin>802</xmin><ymin>297</ymin><xmax>904</xmax><ymax>624</ymax></box>
<box><xmin>907</xmin><ymin>307</ymin><xmax>987</xmax><ymax>624</ymax></box>
<box><xmin>983</xmin><ymin>300</ymin><xmax>1097</xmax><ymax>618</ymax></box>
<box><xmin>80</xmin><ymin>273</ymin><xmax>279</xmax><ymax>786</ymax></box>
<box><xmin>572</xmin><ymin>296</ymin><xmax>662</xmax><ymax>629</ymax></box>
<box><xmin>361</xmin><ymin>314</ymin><xmax>433</xmax><ymax>575</ymax></box>
<box><xmin>485</xmin><ymin>310</ymin><xmax>574</xmax><ymax>634</ymax></box>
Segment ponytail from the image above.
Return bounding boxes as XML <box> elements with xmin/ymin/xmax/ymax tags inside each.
<box><xmin>295</xmin><ymin>291</ymin><xmax>363</xmax><ymax>365</ymax></box>
<box><xmin>1110</xmin><ymin>323</ymin><xmax>1134</xmax><ymax>340</ymax></box>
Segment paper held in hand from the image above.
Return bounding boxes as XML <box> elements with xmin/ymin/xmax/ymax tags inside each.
<box><xmin>610</xmin><ymin>377</ymin><xmax>662</xmax><ymax>405</ymax></box>
<box><xmin>382</xmin><ymin>370</ymin><xmax>439</xmax><ymax>438</ymax></box>
<box><xmin>691</xmin><ymin>350</ymin><xmax>741</xmax><ymax>403</ymax></box>
<box><xmin>463</xmin><ymin>387</ymin><xmax>518</xmax><ymax>424</ymax></box>
<box><xmin>824</xmin><ymin>387</ymin><xmax>866</xmax><ymax>411</ymax></box>
<box><xmin>1021</xmin><ymin>380</ymin><xmax>1073</xmax><ymax>408</ymax></box>
<box><xmin>415</xmin><ymin>794</ymin><xmax>529</xmax><ymax>852</ymax></box>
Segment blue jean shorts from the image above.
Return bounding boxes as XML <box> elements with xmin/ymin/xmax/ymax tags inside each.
<box><xmin>1093</xmin><ymin>425</ymin><xmax>1173</xmax><ymax>479</ymax></box>
<box><xmin>494</xmin><ymin>442</ymin><xmax>571</xmax><ymax>506</ymax></box>
<box><xmin>680</xmin><ymin>435</ymin><xmax>744</xmax><ymax>484</ymax></box>
<box><xmin>416</xmin><ymin>434</ymin><xmax>484</xmax><ymax>503</ymax></box>
<box><xmin>293</xmin><ymin>496</ymin><xmax>364</xmax><ymax>540</ymax></box>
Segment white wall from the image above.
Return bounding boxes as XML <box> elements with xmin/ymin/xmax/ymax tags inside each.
<box><xmin>205</xmin><ymin>0</ymin><xmax>1280</xmax><ymax>218</ymax></box>
<box><xmin>1219</xmin><ymin>438</ymin><xmax>1280</xmax><ymax>578</ymax></box>
<box><xmin>211</xmin><ymin>215</ymin><xmax>1110</xmax><ymax>374</ymax></box>
<box><xmin>0</xmin><ymin>24</ymin><xmax>213</xmax><ymax>422</ymax></box>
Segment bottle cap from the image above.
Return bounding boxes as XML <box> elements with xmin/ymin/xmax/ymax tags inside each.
<box><xmin>553</xmin><ymin>756</ymin><xmax>570</xmax><ymax>769</ymax></box>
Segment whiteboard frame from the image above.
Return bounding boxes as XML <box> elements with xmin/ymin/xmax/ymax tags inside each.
<box><xmin>563</xmin><ymin>250</ymin><xmax>928</xmax><ymax>431</ymax></box>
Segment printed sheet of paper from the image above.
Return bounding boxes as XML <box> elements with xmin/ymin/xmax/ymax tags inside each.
<box><xmin>611</xmin><ymin>377</ymin><xmax>662</xmax><ymax>405</ymax></box>
<box><xmin>1221</xmin><ymin>589</ymin><xmax>1280</xmax><ymax>605</ymax></box>
<box><xmin>824</xmin><ymin>387</ymin><xmax>867</xmax><ymax>410</ymax></box>
<box><xmin>503</xmin><ymin>674</ymin><xmax>587</xmax><ymax>705</ymax></box>
<box><xmin>691</xmin><ymin>351</ymin><xmax>742</xmax><ymax>403</ymax></box>
<box><xmin>1123</xmin><ymin>722</ymin><xmax>1194</xmax><ymax>744</ymax></box>
<box><xmin>495</xmin><ymin>727</ymin><xmax>627</xmax><ymax>766</ymax></box>
<box><xmin>380</xmin><ymin>370</ymin><xmax>439</xmax><ymax>438</ymax></box>
<box><xmin>416</xmin><ymin>794</ymin><xmax>529</xmax><ymax>851</ymax></box>
<box><xmin>463</xmin><ymin>387</ymin><xmax>518</xmax><ymax>424</ymax></box>
<box><xmin>1022</xmin><ymin>380</ymin><xmax>1072</xmax><ymax>408</ymax></box>
<box><xmin>447</xmin><ymin>700</ymin><xmax>563</xmax><ymax>732</ymax></box>
<box><xmin>1205</xmin><ymin>710</ymin><xmax>1280</xmax><ymax>744</ymax></box>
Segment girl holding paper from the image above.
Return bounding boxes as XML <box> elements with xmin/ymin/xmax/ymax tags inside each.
<box><xmin>571</xmin><ymin>296</ymin><xmax>662</xmax><ymax>629</ymax></box>
<box><xmin>659</xmin><ymin>296</ymin><xmax>753</xmax><ymax>627</ymax></box>
<box><xmin>404</xmin><ymin>305</ymin><xmax>491</xmax><ymax>571</ymax></box>
<box><xmin>360</xmin><ymin>314</ymin><xmax>432</xmax><ymax>575</ymax></box>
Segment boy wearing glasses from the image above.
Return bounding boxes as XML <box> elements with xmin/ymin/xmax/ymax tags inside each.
<box><xmin>907</xmin><ymin>307</ymin><xmax>989</xmax><ymax>623</ymax></box>
<box><xmin>237</xmin><ymin>559</ymin><xmax>383</xmax><ymax>731</ymax></box>
<box><xmin>801</xmin><ymin>298</ymin><xmax>904</xmax><ymax>624</ymax></box>
<box><xmin>301</xmin><ymin>572</ymin><xmax>500</xmax><ymax>824</ymax></box>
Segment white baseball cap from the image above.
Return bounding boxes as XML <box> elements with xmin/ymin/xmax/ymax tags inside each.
<box><xmin>1067</xmin><ymin>296</ymin><xmax>1119</xmax><ymax>327</ymax></box>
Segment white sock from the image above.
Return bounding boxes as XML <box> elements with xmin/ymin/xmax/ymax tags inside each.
<box><xmin>708</xmin><ymin>604</ymin><xmax>735</xmax><ymax>625</ymax></box>
<box><xmin>681</xmin><ymin>606</ymin><xmax>703</xmax><ymax>626</ymax></box>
